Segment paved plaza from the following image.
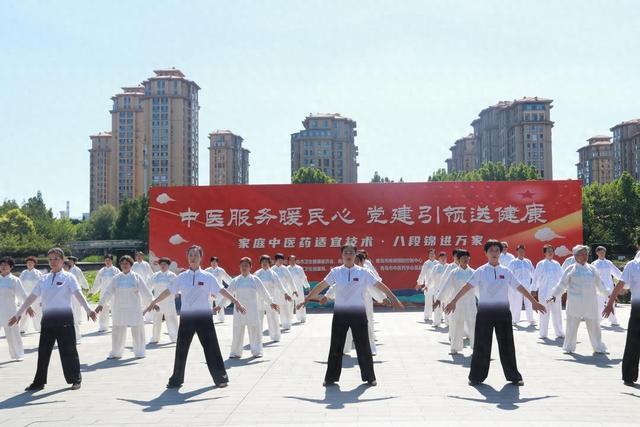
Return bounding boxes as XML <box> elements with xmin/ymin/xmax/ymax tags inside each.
<box><xmin>1</xmin><ymin>305</ymin><xmax>640</xmax><ymax>426</ymax></box>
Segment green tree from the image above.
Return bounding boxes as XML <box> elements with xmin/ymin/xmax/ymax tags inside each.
<box><xmin>291</xmin><ymin>167</ymin><xmax>336</xmax><ymax>184</ymax></box>
<box><xmin>0</xmin><ymin>199</ymin><xmax>19</xmax><ymax>215</ymax></box>
<box><xmin>88</xmin><ymin>204</ymin><xmax>118</xmax><ymax>240</ymax></box>
<box><xmin>428</xmin><ymin>162</ymin><xmax>538</xmax><ymax>182</ymax></box>
<box><xmin>0</xmin><ymin>209</ymin><xmax>36</xmax><ymax>235</ymax></box>
<box><xmin>111</xmin><ymin>196</ymin><xmax>149</xmax><ymax>244</ymax></box>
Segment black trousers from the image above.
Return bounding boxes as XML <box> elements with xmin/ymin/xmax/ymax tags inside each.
<box><xmin>33</xmin><ymin>323</ymin><xmax>81</xmax><ymax>386</ymax></box>
<box><xmin>622</xmin><ymin>304</ymin><xmax>640</xmax><ymax>383</ymax></box>
<box><xmin>325</xmin><ymin>311</ymin><xmax>375</xmax><ymax>383</ymax></box>
<box><xmin>469</xmin><ymin>307</ymin><xmax>522</xmax><ymax>383</ymax></box>
<box><xmin>169</xmin><ymin>315</ymin><xmax>228</xmax><ymax>386</ymax></box>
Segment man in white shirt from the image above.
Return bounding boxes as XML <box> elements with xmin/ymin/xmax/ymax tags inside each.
<box><xmin>149</xmin><ymin>257</ymin><xmax>179</xmax><ymax>344</ymax></box>
<box><xmin>91</xmin><ymin>254</ymin><xmax>121</xmax><ymax>332</ymax></box>
<box><xmin>300</xmin><ymin>245</ymin><xmax>403</xmax><ymax>387</ymax></box>
<box><xmin>144</xmin><ymin>245</ymin><xmax>246</xmax><ymax>389</ymax></box>
<box><xmin>430</xmin><ymin>252</ymin><xmax>449</xmax><ymax>326</ymax></box>
<box><xmin>271</xmin><ymin>253</ymin><xmax>296</xmax><ymax>330</ymax></box>
<box><xmin>548</xmin><ymin>245</ymin><xmax>608</xmax><ymax>355</ymax></box>
<box><xmin>10</xmin><ymin>248</ymin><xmax>97</xmax><ymax>391</ymax></box>
<box><xmin>532</xmin><ymin>244</ymin><xmax>564</xmax><ymax>339</ymax></box>
<box><xmin>206</xmin><ymin>256</ymin><xmax>234</xmax><ymax>323</ymax></box>
<box><xmin>416</xmin><ymin>248</ymin><xmax>437</xmax><ymax>323</ymax></box>
<box><xmin>507</xmin><ymin>245</ymin><xmax>536</xmax><ymax>326</ymax></box>
<box><xmin>287</xmin><ymin>255</ymin><xmax>310</xmax><ymax>323</ymax></box>
<box><xmin>592</xmin><ymin>246</ymin><xmax>622</xmax><ymax>326</ymax></box>
<box><xmin>604</xmin><ymin>236</ymin><xmax>640</xmax><ymax>386</ymax></box>
<box><xmin>445</xmin><ymin>240</ymin><xmax>545</xmax><ymax>386</ymax></box>
<box><xmin>499</xmin><ymin>242</ymin><xmax>515</xmax><ymax>267</ymax></box>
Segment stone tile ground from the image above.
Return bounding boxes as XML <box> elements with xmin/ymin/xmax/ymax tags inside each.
<box><xmin>1</xmin><ymin>306</ymin><xmax>639</xmax><ymax>426</ymax></box>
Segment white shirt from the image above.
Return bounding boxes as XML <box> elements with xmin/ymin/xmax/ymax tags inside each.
<box><xmin>508</xmin><ymin>258</ymin><xmax>534</xmax><ymax>291</ymax></box>
<box><xmin>561</xmin><ymin>256</ymin><xmax>576</xmax><ymax>271</ymax></box>
<box><xmin>363</xmin><ymin>259</ymin><xmax>380</xmax><ymax>279</ymax></box>
<box><xmin>499</xmin><ymin>252</ymin><xmax>516</xmax><ymax>268</ymax></box>
<box><xmin>150</xmin><ymin>270</ymin><xmax>178</xmax><ymax>310</ymax></box>
<box><xmin>0</xmin><ymin>273</ymin><xmax>28</xmax><ymax>327</ymax></box>
<box><xmin>417</xmin><ymin>259</ymin><xmax>436</xmax><ymax>286</ymax></box>
<box><xmin>323</xmin><ymin>265</ymin><xmax>378</xmax><ymax>313</ymax></box>
<box><xmin>436</xmin><ymin>265</ymin><xmax>476</xmax><ymax>306</ymax></box>
<box><xmin>255</xmin><ymin>268</ymin><xmax>288</xmax><ymax>307</ymax></box>
<box><xmin>132</xmin><ymin>261</ymin><xmax>154</xmax><ymax>285</ymax></box>
<box><xmin>99</xmin><ymin>271</ymin><xmax>153</xmax><ymax>326</ymax></box>
<box><xmin>168</xmin><ymin>268</ymin><xmax>222</xmax><ymax>316</ymax></box>
<box><xmin>591</xmin><ymin>258</ymin><xmax>622</xmax><ymax>293</ymax></box>
<box><xmin>551</xmin><ymin>263</ymin><xmax>608</xmax><ymax>319</ymax></box>
<box><xmin>224</xmin><ymin>274</ymin><xmax>272</xmax><ymax>326</ymax></box>
<box><xmin>31</xmin><ymin>270</ymin><xmax>80</xmax><ymax>325</ymax></box>
<box><xmin>93</xmin><ymin>265</ymin><xmax>121</xmax><ymax>294</ymax></box>
<box><xmin>429</xmin><ymin>262</ymin><xmax>448</xmax><ymax>294</ymax></box>
<box><xmin>620</xmin><ymin>260</ymin><xmax>640</xmax><ymax>305</ymax></box>
<box><xmin>288</xmin><ymin>264</ymin><xmax>310</xmax><ymax>295</ymax></box>
<box><xmin>532</xmin><ymin>259</ymin><xmax>563</xmax><ymax>301</ymax></box>
<box><xmin>205</xmin><ymin>266</ymin><xmax>234</xmax><ymax>287</ymax></box>
<box><xmin>69</xmin><ymin>265</ymin><xmax>90</xmax><ymax>290</ymax></box>
<box><xmin>19</xmin><ymin>268</ymin><xmax>44</xmax><ymax>294</ymax></box>
<box><xmin>271</xmin><ymin>265</ymin><xmax>296</xmax><ymax>294</ymax></box>
<box><xmin>468</xmin><ymin>263</ymin><xmax>521</xmax><ymax>309</ymax></box>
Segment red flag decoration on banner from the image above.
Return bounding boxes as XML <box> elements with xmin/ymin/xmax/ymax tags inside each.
<box><xmin>149</xmin><ymin>180</ymin><xmax>583</xmax><ymax>290</ymax></box>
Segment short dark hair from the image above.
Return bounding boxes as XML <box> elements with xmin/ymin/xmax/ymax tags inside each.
<box><xmin>25</xmin><ymin>256</ymin><xmax>38</xmax><ymax>266</ymax></box>
<box><xmin>158</xmin><ymin>257</ymin><xmax>171</xmax><ymax>265</ymax></box>
<box><xmin>210</xmin><ymin>256</ymin><xmax>219</xmax><ymax>262</ymax></box>
<box><xmin>274</xmin><ymin>253</ymin><xmax>285</xmax><ymax>260</ymax></box>
<box><xmin>135</xmin><ymin>251</ymin><xmax>145</xmax><ymax>256</ymax></box>
<box><xmin>438</xmin><ymin>251</ymin><xmax>446</xmax><ymax>257</ymax></box>
<box><xmin>0</xmin><ymin>256</ymin><xmax>15</xmax><ymax>269</ymax></box>
<box><xmin>484</xmin><ymin>239</ymin><xmax>504</xmax><ymax>253</ymax></box>
<box><xmin>357</xmin><ymin>250</ymin><xmax>369</xmax><ymax>259</ymax></box>
<box><xmin>119</xmin><ymin>255</ymin><xmax>134</xmax><ymax>266</ymax></box>
<box><xmin>596</xmin><ymin>246</ymin><xmax>606</xmax><ymax>252</ymax></box>
<box><xmin>47</xmin><ymin>247</ymin><xmax>65</xmax><ymax>259</ymax></box>
<box><xmin>428</xmin><ymin>248</ymin><xmax>435</xmax><ymax>253</ymax></box>
<box><xmin>355</xmin><ymin>253</ymin><xmax>366</xmax><ymax>263</ymax></box>
<box><xmin>239</xmin><ymin>256</ymin><xmax>252</xmax><ymax>266</ymax></box>
<box><xmin>452</xmin><ymin>248</ymin><xmax>462</xmax><ymax>257</ymax></box>
<box><xmin>67</xmin><ymin>256</ymin><xmax>78</xmax><ymax>263</ymax></box>
<box><xmin>104</xmin><ymin>254</ymin><xmax>113</xmax><ymax>260</ymax></box>
<box><xmin>186</xmin><ymin>245</ymin><xmax>203</xmax><ymax>257</ymax></box>
<box><xmin>543</xmin><ymin>244</ymin><xmax>554</xmax><ymax>254</ymax></box>
<box><xmin>516</xmin><ymin>244</ymin><xmax>526</xmax><ymax>250</ymax></box>
<box><xmin>259</xmin><ymin>254</ymin><xmax>271</xmax><ymax>264</ymax></box>
<box><xmin>457</xmin><ymin>249</ymin><xmax>470</xmax><ymax>258</ymax></box>
<box><xmin>287</xmin><ymin>254</ymin><xmax>296</xmax><ymax>260</ymax></box>
<box><xmin>341</xmin><ymin>244</ymin><xmax>358</xmax><ymax>254</ymax></box>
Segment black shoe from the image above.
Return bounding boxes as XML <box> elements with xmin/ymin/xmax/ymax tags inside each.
<box><xmin>511</xmin><ymin>380</ymin><xmax>525</xmax><ymax>386</ymax></box>
<box><xmin>166</xmin><ymin>382</ymin><xmax>182</xmax><ymax>389</ymax></box>
<box><xmin>217</xmin><ymin>382</ymin><xmax>228</xmax><ymax>388</ymax></box>
<box><xmin>624</xmin><ymin>381</ymin><xmax>636</xmax><ymax>387</ymax></box>
<box><xmin>468</xmin><ymin>380</ymin><xmax>481</xmax><ymax>386</ymax></box>
<box><xmin>367</xmin><ymin>380</ymin><xmax>377</xmax><ymax>387</ymax></box>
<box><xmin>323</xmin><ymin>381</ymin><xmax>336</xmax><ymax>387</ymax></box>
<box><xmin>25</xmin><ymin>383</ymin><xmax>44</xmax><ymax>392</ymax></box>
<box><xmin>70</xmin><ymin>383</ymin><xmax>81</xmax><ymax>390</ymax></box>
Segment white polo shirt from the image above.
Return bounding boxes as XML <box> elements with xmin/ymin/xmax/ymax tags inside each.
<box><xmin>621</xmin><ymin>260</ymin><xmax>640</xmax><ymax>305</ymax></box>
<box><xmin>168</xmin><ymin>268</ymin><xmax>222</xmax><ymax>316</ymax></box>
<box><xmin>31</xmin><ymin>270</ymin><xmax>80</xmax><ymax>326</ymax></box>
<box><xmin>468</xmin><ymin>262</ymin><xmax>521</xmax><ymax>310</ymax></box>
<box><xmin>323</xmin><ymin>265</ymin><xmax>378</xmax><ymax>313</ymax></box>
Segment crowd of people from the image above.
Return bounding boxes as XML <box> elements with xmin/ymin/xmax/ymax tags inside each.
<box><xmin>1</xmin><ymin>237</ymin><xmax>640</xmax><ymax>393</ymax></box>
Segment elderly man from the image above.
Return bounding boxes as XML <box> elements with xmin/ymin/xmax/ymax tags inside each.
<box><xmin>548</xmin><ymin>245</ymin><xmax>608</xmax><ymax>355</ymax></box>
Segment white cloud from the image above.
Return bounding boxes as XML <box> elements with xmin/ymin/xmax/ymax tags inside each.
<box><xmin>534</xmin><ymin>227</ymin><xmax>565</xmax><ymax>242</ymax></box>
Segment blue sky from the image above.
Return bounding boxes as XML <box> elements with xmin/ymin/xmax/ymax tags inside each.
<box><xmin>1</xmin><ymin>0</ymin><xmax>639</xmax><ymax>217</ymax></box>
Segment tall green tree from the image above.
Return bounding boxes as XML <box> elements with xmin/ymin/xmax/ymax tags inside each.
<box><xmin>291</xmin><ymin>167</ymin><xmax>336</xmax><ymax>184</ymax></box>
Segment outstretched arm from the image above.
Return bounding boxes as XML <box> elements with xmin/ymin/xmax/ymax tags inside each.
<box><xmin>8</xmin><ymin>294</ymin><xmax>38</xmax><ymax>326</ymax></box>
<box><xmin>374</xmin><ymin>282</ymin><xmax>404</xmax><ymax>309</ymax></box>
<box><xmin>444</xmin><ymin>284</ymin><xmax>472</xmax><ymax>314</ymax></box>
<box><xmin>603</xmin><ymin>281</ymin><xmax>625</xmax><ymax>318</ymax></box>
<box><xmin>517</xmin><ymin>285</ymin><xmax>546</xmax><ymax>313</ymax></box>
<box><xmin>298</xmin><ymin>280</ymin><xmax>329</xmax><ymax>309</ymax></box>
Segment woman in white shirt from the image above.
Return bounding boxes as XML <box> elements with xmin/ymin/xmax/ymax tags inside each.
<box><xmin>91</xmin><ymin>254</ymin><xmax>121</xmax><ymax>332</ymax></box>
<box><xmin>96</xmin><ymin>255</ymin><xmax>153</xmax><ymax>359</ymax></box>
<box><xmin>18</xmin><ymin>256</ymin><xmax>43</xmax><ymax>333</ymax></box>
<box><xmin>206</xmin><ymin>256</ymin><xmax>234</xmax><ymax>323</ymax></box>
<box><xmin>254</xmin><ymin>255</ymin><xmax>291</xmax><ymax>342</ymax></box>
<box><xmin>149</xmin><ymin>257</ymin><xmax>179</xmax><ymax>344</ymax></box>
<box><xmin>532</xmin><ymin>244</ymin><xmax>564</xmax><ymax>339</ymax></box>
<box><xmin>222</xmin><ymin>257</ymin><xmax>279</xmax><ymax>358</ymax></box>
<box><xmin>1</xmin><ymin>256</ymin><xmax>30</xmax><ymax>361</ymax></box>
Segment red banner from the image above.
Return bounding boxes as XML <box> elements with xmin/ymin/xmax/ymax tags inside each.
<box><xmin>149</xmin><ymin>180</ymin><xmax>583</xmax><ymax>289</ymax></box>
